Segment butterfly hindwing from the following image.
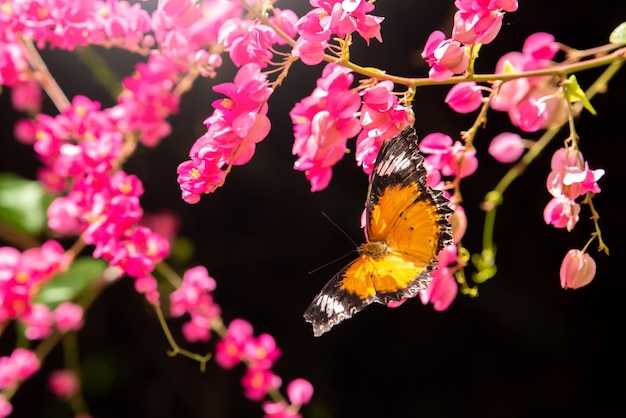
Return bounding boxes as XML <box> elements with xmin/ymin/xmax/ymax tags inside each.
<box><xmin>303</xmin><ymin>253</ymin><xmax>432</xmax><ymax>337</ymax></box>
<box><xmin>303</xmin><ymin>258</ymin><xmax>375</xmax><ymax>337</ymax></box>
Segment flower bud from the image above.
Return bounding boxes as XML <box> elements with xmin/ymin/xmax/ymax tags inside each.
<box><xmin>488</xmin><ymin>132</ymin><xmax>525</xmax><ymax>163</ymax></box>
<box><xmin>445</xmin><ymin>82</ymin><xmax>484</xmax><ymax>114</ymax></box>
<box><xmin>560</xmin><ymin>249</ymin><xmax>596</xmax><ymax>289</ymax></box>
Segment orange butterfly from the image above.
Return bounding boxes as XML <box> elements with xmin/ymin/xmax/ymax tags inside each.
<box><xmin>304</xmin><ymin>126</ymin><xmax>453</xmax><ymax>336</ymax></box>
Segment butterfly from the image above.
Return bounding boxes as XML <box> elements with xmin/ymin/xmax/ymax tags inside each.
<box><xmin>303</xmin><ymin>126</ymin><xmax>454</xmax><ymax>337</ymax></box>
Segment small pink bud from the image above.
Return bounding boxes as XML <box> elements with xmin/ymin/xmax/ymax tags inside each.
<box><xmin>0</xmin><ymin>395</ymin><xmax>12</xmax><ymax>418</ymax></box>
<box><xmin>53</xmin><ymin>302</ymin><xmax>84</xmax><ymax>333</ymax></box>
<box><xmin>488</xmin><ymin>132</ymin><xmax>525</xmax><ymax>163</ymax></box>
<box><xmin>445</xmin><ymin>82</ymin><xmax>483</xmax><ymax>113</ymax></box>
<box><xmin>450</xmin><ymin>206</ymin><xmax>467</xmax><ymax>243</ymax></box>
<box><xmin>48</xmin><ymin>369</ymin><xmax>80</xmax><ymax>401</ymax></box>
<box><xmin>560</xmin><ymin>249</ymin><xmax>596</xmax><ymax>289</ymax></box>
<box><xmin>287</xmin><ymin>378</ymin><xmax>314</xmax><ymax>405</ymax></box>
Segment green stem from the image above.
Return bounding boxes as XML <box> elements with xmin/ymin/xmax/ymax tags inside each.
<box><xmin>153</xmin><ymin>302</ymin><xmax>212</xmax><ymax>372</ymax></box>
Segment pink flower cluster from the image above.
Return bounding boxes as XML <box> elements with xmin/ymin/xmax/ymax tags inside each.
<box><xmin>293</xmin><ymin>0</ymin><xmax>383</xmax><ymax>65</ymax></box>
<box><xmin>169</xmin><ymin>266</ymin><xmax>220</xmax><ymax>342</ymax></box>
<box><xmin>217</xmin><ymin>5</ymin><xmax>299</xmax><ymax>68</ymax></box>
<box><xmin>356</xmin><ymin>81</ymin><xmax>414</xmax><ymax>174</ymax></box>
<box><xmin>491</xmin><ymin>32</ymin><xmax>567</xmax><ymax>132</ymax></box>
<box><xmin>290</xmin><ymin>63</ymin><xmax>361</xmax><ymax>191</ymax></box>
<box><xmin>544</xmin><ymin>147</ymin><xmax>604</xmax><ymax>232</ymax></box>
<box><xmin>0</xmin><ymin>242</ymin><xmax>85</xmax><ymax>340</ymax></box>
<box><xmin>290</xmin><ymin>64</ymin><xmax>413</xmax><ymax>190</ymax></box>
<box><xmin>19</xmin><ymin>302</ymin><xmax>83</xmax><ymax>341</ymax></box>
<box><xmin>28</xmin><ymin>95</ymin><xmax>170</xmax><ymax>303</ymax></box>
<box><xmin>544</xmin><ymin>146</ymin><xmax>604</xmax><ymax>289</ymax></box>
<box><xmin>168</xmin><ymin>267</ymin><xmax>313</xmax><ymax>414</ymax></box>
<box><xmin>442</xmin><ymin>33</ymin><xmax>565</xmax><ymax>135</ymax></box>
<box><xmin>0</xmin><ymin>348</ymin><xmax>40</xmax><ymax>390</ymax></box>
<box><xmin>419</xmin><ymin>132</ymin><xmax>478</xmax><ymax>183</ymax></box>
<box><xmin>422</xmin><ymin>1</ymin><xmax>518</xmax><ymax>80</ymax></box>
<box><xmin>177</xmin><ymin>63</ymin><xmax>273</xmax><ymax>203</ymax></box>
<box><xmin>215</xmin><ymin>318</ymin><xmax>313</xmax><ymax>417</ymax></box>
<box><xmin>0</xmin><ymin>241</ymin><xmax>68</xmax><ymax>323</ymax></box>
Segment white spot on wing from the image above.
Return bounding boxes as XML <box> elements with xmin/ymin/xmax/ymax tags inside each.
<box><xmin>315</xmin><ymin>294</ymin><xmax>344</xmax><ymax>316</ymax></box>
<box><xmin>377</xmin><ymin>151</ymin><xmax>411</xmax><ymax>176</ymax></box>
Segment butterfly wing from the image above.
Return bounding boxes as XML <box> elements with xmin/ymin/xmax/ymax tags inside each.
<box><xmin>367</xmin><ymin>125</ymin><xmax>453</xmax><ymax>268</ymax></box>
<box><xmin>304</xmin><ymin>126</ymin><xmax>453</xmax><ymax>337</ymax></box>
<box><xmin>303</xmin><ymin>257</ymin><xmax>375</xmax><ymax>337</ymax></box>
<box><xmin>363</xmin><ymin>126</ymin><xmax>453</xmax><ymax>305</ymax></box>
<box><xmin>303</xmin><ymin>249</ymin><xmax>439</xmax><ymax>337</ymax></box>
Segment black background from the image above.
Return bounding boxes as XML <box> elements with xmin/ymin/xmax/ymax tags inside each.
<box><xmin>2</xmin><ymin>1</ymin><xmax>626</xmax><ymax>417</ymax></box>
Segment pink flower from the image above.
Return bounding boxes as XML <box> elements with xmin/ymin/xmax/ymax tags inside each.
<box><xmin>421</xmin><ymin>133</ymin><xmax>477</xmax><ymax>179</ymax></box>
<box><xmin>170</xmin><ymin>266</ymin><xmax>220</xmax><ymax>343</ymax></box>
<box><xmin>47</xmin><ymin>196</ymin><xmax>83</xmax><ymax>235</ymax></box>
<box><xmin>510</xmin><ymin>96</ymin><xmax>548</xmax><ymax>132</ymax></box>
<box><xmin>560</xmin><ymin>250</ymin><xmax>596</xmax><ymax>289</ymax></box>
<box><xmin>48</xmin><ymin>369</ymin><xmax>80</xmax><ymax>401</ymax></box>
<box><xmin>296</xmin><ymin>0</ymin><xmax>383</xmax><ymax>46</ymax></box>
<box><xmin>420</xmin><ymin>245</ymin><xmax>458</xmax><ymax>311</ymax></box>
<box><xmin>491</xmin><ymin>33</ymin><xmax>567</xmax><ymax>132</ymax></box>
<box><xmin>1</xmin><ymin>348</ymin><xmax>40</xmax><ymax>386</ymax></box>
<box><xmin>215</xmin><ymin>319</ymin><xmax>254</xmax><ymax>369</ymax></box>
<box><xmin>522</xmin><ymin>32</ymin><xmax>559</xmax><ymax>61</ymax></box>
<box><xmin>543</xmin><ymin>195</ymin><xmax>580</xmax><ymax>231</ymax></box>
<box><xmin>290</xmin><ymin>63</ymin><xmax>361</xmax><ymax>191</ymax></box>
<box><xmin>262</xmin><ymin>401</ymin><xmax>300</xmax><ymax>418</ymax></box>
<box><xmin>178</xmin><ymin>63</ymin><xmax>273</xmax><ymax>202</ymax></box>
<box><xmin>420</xmin><ymin>268</ymin><xmax>458</xmax><ymax>311</ymax></box>
<box><xmin>452</xmin><ymin>0</ymin><xmax>518</xmax><ymax>45</ymax></box>
<box><xmin>157</xmin><ymin>0</ymin><xmax>202</xmax><ymax>28</ymax></box>
<box><xmin>292</xmin><ymin>38</ymin><xmax>327</xmax><ymax>66</ymax></box>
<box><xmin>422</xmin><ymin>31</ymin><xmax>469</xmax><ymax>81</ymax></box>
<box><xmin>445</xmin><ymin>82</ymin><xmax>484</xmax><ymax>113</ymax></box>
<box><xmin>488</xmin><ymin>132</ymin><xmax>525</xmax><ymax>163</ymax></box>
<box><xmin>269</xmin><ymin>8</ymin><xmax>299</xmax><ymax>45</ymax></box>
<box><xmin>21</xmin><ymin>303</ymin><xmax>53</xmax><ymax>340</ymax></box>
<box><xmin>53</xmin><ymin>302</ymin><xmax>84</xmax><ymax>332</ymax></box>
<box><xmin>11</xmin><ymin>80</ymin><xmax>42</xmax><ymax>113</ymax></box>
<box><xmin>287</xmin><ymin>378</ymin><xmax>314</xmax><ymax>405</ymax></box>
<box><xmin>547</xmin><ymin>147</ymin><xmax>604</xmax><ymax>200</ymax></box>
<box><xmin>244</xmin><ymin>333</ymin><xmax>282</xmax><ymax>370</ymax></box>
<box><xmin>141</xmin><ymin>210</ymin><xmax>180</xmax><ymax>247</ymax></box>
<box><xmin>452</xmin><ymin>8</ymin><xmax>503</xmax><ymax>45</ymax></box>
<box><xmin>0</xmin><ymin>395</ymin><xmax>12</xmax><ymax>418</ymax></box>
<box><xmin>356</xmin><ymin>81</ymin><xmax>413</xmax><ymax>173</ymax></box>
<box><xmin>13</xmin><ymin>118</ymin><xmax>37</xmax><ymax>145</ymax></box>
<box><xmin>218</xmin><ymin>18</ymin><xmax>274</xmax><ymax>68</ymax></box>
<box><xmin>241</xmin><ymin>367</ymin><xmax>281</xmax><ymax>401</ymax></box>
<box><xmin>450</xmin><ymin>205</ymin><xmax>467</xmax><ymax>243</ymax></box>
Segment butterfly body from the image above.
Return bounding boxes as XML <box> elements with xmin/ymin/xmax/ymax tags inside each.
<box><xmin>304</xmin><ymin>126</ymin><xmax>453</xmax><ymax>337</ymax></box>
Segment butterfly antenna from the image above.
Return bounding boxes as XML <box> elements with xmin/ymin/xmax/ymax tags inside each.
<box><xmin>320</xmin><ymin>212</ymin><xmax>359</xmax><ymax>247</ymax></box>
<box><xmin>308</xmin><ymin>250</ymin><xmax>356</xmax><ymax>275</ymax></box>
<box><xmin>307</xmin><ymin>212</ymin><xmax>359</xmax><ymax>275</ymax></box>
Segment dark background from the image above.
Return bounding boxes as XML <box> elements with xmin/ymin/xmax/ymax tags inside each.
<box><xmin>2</xmin><ymin>1</ymin><xmax>626</xmax><ymax>417</ymax></box>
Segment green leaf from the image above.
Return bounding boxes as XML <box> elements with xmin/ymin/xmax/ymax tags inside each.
<box><xmin>565</xmin><ymin>75</ymin><xmax>597</xmax><ymax>115</ymax></box>
<box><xmin>609</xmin><ymin>22</ymin><xmax>626</xmax><ymax>44</ymax></box>
<box><xmin>0</xmin><ymin>173</ymin><xmax>54</xmax><ymax>235</ymax></box>
<box><xmin>35</xmin><ymin>257</ymin><xmax>107</xmax><ymax>308</ymax></box>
